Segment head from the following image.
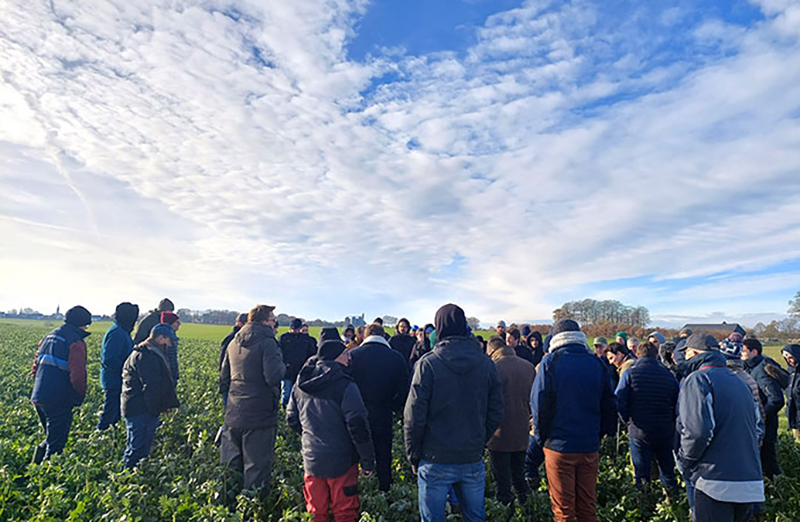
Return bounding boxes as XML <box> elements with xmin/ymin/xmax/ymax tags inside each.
<box><xmin>300</xmin><ymin>324</ymin><xmax>309</xmax><ymax>335</ymax></box>
<box><xmin>149</xmin><ymin>323</ymin><xmax>175</xmax><ymax>350</ymax></box>
<box><xmin>373</xmin><ymin>317</ymin><xmax>384</xmax><ymax>326</ymax></box>
<box><xmin>627</xmin><ymin>337</ymin><xmax>640</xmax><ymax>351</ymax></box>
<box><xmin>65</xmin><ymin>305</ymin><xmax>92</xmax><ymax>331</ymax></box>
<box><xmin>506</xmin><ymin>329</ymin><xmax>521</xmax><ymax>348</ymax></box>
<box><xmin>521</xmin><ymin>325</ymin><xmax>532</xmax><ymax>338</ymax></box>
<box><xmin>355</xmin><ymin>325</ymin><xmax>366</xmax><ymax>341</ymax></box>
<box><xmin>607</xmin><ymin>342</ymin><xmax>630</xmax><ymax>367</ymax></box>
<box><xmin>615</xmin><ymin>331</ymin><xmax>628</xmax><ymax>346</ymax></box>
<box><xmin>679</xmin><ymin>327</ymin><xmax>693</xmax><ymax>339</ymax></box>
<box><xmin>158</xmin><ymin>298</ymin><xmax>175</xmax><ymax>312</ymax></box>
<box><xmin>318</xmin><ymin>327</ymin><xmax>349</xmax><ymax>365</ymax></box>
<box><xmin>248</xmin><ymin>304</ymin><xmax>276</xmax><ymax>327</ymax></box>
<box><xmin>682</xmin><ymin>333</ymin><xmax>719</xmax><ymax>360</ymax></box>
<box><xmin>636</xmin><ymin>341</ymin><xmax>658</xmax><ymax>359</ymax></box>
<box><xmin>647</xmin><ymin>332</ymin><xmax>666</xmax><ymax>348</ymax></box>
<box><xmin>365</xmin><ymin>323</ymin><xmax>385</xmax><ymax>339</ymax></box>
<box><xmin>487</xmin><ymin>336</ymin><xmax>506</xmax><ymax>357</ymax></box>
<box><xmin>741</xmin><ymin>338</ymin><xmax>762</xmax><ymax>361</ymax></box>
<box><xmin>782</xmin><ymin>344</ymin><xmax>800</xmax><ymax>368</ymax></box>
<box><xmin>435</xmin><ymin>303</ymin><xmax>468</xmax><ymax>340</ymax></box>
<box><xmin>343</xmin><ymin>325</ymin><xmax>355</xmax><ymax>341</ymax></box>
<box><xmin>548</xmin><ymin>319</ymin><xmax>587</xmax><ymax>353</ymax></box>
<box><xmin>527</xmin><ymin>331</ymin><xmax>543</xmax><ymax>349</ymax></box>
<box><xmin>235</xmin><ymin>313</ymin><xmax>248</xmax><ymax>327</ymax></box>
<box><xmin>290</xmin><ymin>318</ymin><xmax>303</xmax><ymax>333</ymax></box>
<box><xmin>496</xmin><ymin>320</ymin><xmax>507</xmax><ymax>337</ymax></box>
<box><xmin>719</xmin><ymin>339</ymin><xmax>743</xmax><ymax>361</ymax></box>
<box><xmin>113</xmin><ymin>302</ymin><xmax>139</xmax><ymax>333</ymax></box>
<box><xmin>593</xmin><ymin>337</ymin><xmax>608</xmax><ymax>358</ymax></box>
<box><xmin>397</xmin><ymin>317</ymin><xmax>411</xmax><ymax>335</ymax></box>
<box><xmin>161</xmin><ymin>311</ymin><xmax>180</xmax><ymax>331</ymax></box>
<box><xmin>728</xmin><ymin>332</ymin><xmax>744</xmax><ymax>343</ymax></box>
<box><xmin>416</xmin><ymin>328</ymin><xmax>426</xmax><ymax>342</ymax></box>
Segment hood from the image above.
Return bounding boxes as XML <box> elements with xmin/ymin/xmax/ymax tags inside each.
<box><xmin>236</xmin><ymin>322</ymin><xmax>275</xmax><ymax>347</ymax></box>
<box><xmin>433</xmin><ymin>336</ymin><xmax>484</xmax><ymax>374</ymax></box>
<box><xmin>434</xmin><ymin>303</ymin><xmax>468</xmax><ymax>340</ymax></box>
<box><xmin>685</xmin><ymin>350</ymin><xmax>727</xmax><ymax>375</ymax></box>
<box><xmin>297</xmin><ymin>357</ymin><xmax>349</xmax><ymax>394</ymax></box>
<box><xmin>114</xmin><ymin>302</ymin><xmax>139</xmax><ymax>333</ymax></box>
<box><xmin>527</xmin><ymin>331</ymin><xmax>543</xmax><ymax>348</ymax></box>
<box><xmin>782</xmin><ymin>344</ymin><xmax>800</xmax><ymax>368</ymax></box>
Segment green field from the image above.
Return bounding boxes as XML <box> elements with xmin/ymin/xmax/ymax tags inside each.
<box><xmin>2</xmin><ymin>321</ymin><xmax>800</xmax><ymax>520</ymax></box>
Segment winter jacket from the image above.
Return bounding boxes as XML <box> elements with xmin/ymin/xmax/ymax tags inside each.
<box><xmin>389</xmin><ymin>333</ymin><xmax>416</xmax><ymax>367</ymax></box>
<box><xmin>676</xmin><ymin>350</ymin><xmax>764</xmax><ymax>504</ymax></box>
<box><xmin>100</xmin><ymin>323</ymin><xmax>134</xmax><ymax>391</ymax></box>
<box><xmin>514</xmin><ymin>344</ymin><xmax>535</xmax><ymax>365</ymax></box>
<box><xmin>132</xmin><ymin>310</ymin><xmax>161</xmax><ymax>345</ymax></box>
<box><xmin>531</xmin><ymin>343</ymin><xmax>617</xmax><ymax>453</ymax></box>
<box><xmin>286</xmin><ymin>357</ymin><xmax>375</xmax><ymax>478</ymax></box>
<box><xmin>163</xmin><ymin>326</ymin><xmax>179</xmax><ymax>385</ymax></box>
<box><xmin>121</xmin><ymin>341</ymin><xmax>180</xmax><ymax>417</ymax></box>
<box><xmin>783</xmin><ymin>345</ymin><xmax>800</xmax><ymax>430</ymax></box>
<box><xmin>279</xmin><ymin>332</ymin><xmax>317</xmax><ymax>383</ymax></box>
<box><xmin>615</xmin><ymin>357</ymin><xmax>679</xmax><ymax>445</ymax></box>
<box><xmin>727</xmin><ymin>358</ymin><xmax>765</xmax><ymax>424</ymax></box>
<box><xmin>348</xmin><ymin>336</ymin><xmax>410</xmax><ymax>435</ymax></box>
<box><xmin>409</xmin><ymin>339</ymin><xmax>431</xmax><ymax>368</ymax></box>
<box><xmin>220</xmin><ymin>323</ymin><xmax>285</xmax><ymax>429</ymax></box>
<box><xmin>404</xmin><ymin>336</ymin><xmax>504</xmax><ymax>466</ymax></box>
<box><xmin>487</xmin><ymin>346</ymin><xmax>535</xmax><ymax>453</ymax></box>
<box><xmin>31</xmin><ymin>323</ymin><xmax>89</xmax><ymax>408</ymax></box>
<box><xmin>219</xmin><ymin>325</ymin><xmax>242</xmax><ymax>371</ymax></box>
<box><xmin>744</xmin><ymin>354</ymin><xmax>785</xmax><ymax>418</ymax></box>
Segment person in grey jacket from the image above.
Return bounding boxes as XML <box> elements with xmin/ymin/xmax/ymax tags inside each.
<box><xmin>287</xmin><ymin>327</ymin><xmax>375</xmax><ymax>521</ymax></box>
<box><xmin>219</xmin><ymin>304</ymin><xmax>285</xmax><ymax>501</ymax></box>
<box><xmin>677</xmin><ymin>333</ymin><xmax>764</xmax><ymax>522</ymax></box>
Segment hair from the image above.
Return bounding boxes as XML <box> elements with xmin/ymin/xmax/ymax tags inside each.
<box><xmin>248</xmin><ymin>305</ymin><xmax>275</xmax><ymax>324</ymax></box>
<box><xmin>636</xmin><ymin>342</ymin><xmax>658</xmax><ymax>359</ymax></box>
<box><xmin>743</xmin><ymin>338</ymin><xmax>763</xmax><ymax>355</ymax></box>
<box><xmin>365</xmin><ymin>323</ymin><xmax>385</xmax><ymax>338</ymax></box>
<box><xmin>608</xmin><ymin>342</ymin><xmax>629</xmax><ymax>356</ymax></box>
<box><xmin>236</xmin><ymin>313</ymin><xmax>248</xmax><ymax>325</ymax></box>
<box><xmin>487</xmin><ymin>335</ymin><xmax>506</xmax><ymax>353</ymax></box>
<box><xmin>397</xmin><ymin>317</ymin><xmax>411</xmax><ymax>329</ymax></box>
<box><xmin>507</xmin><ymin>329</ymin><xmax>521</xmax><ymax>341</ymax></box>
<box><xmin>373</xmin><ymin>317</ymin><xmax>384</xmax><ymax>325</ymax></box>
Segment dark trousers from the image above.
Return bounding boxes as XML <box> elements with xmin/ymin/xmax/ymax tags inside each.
<box><xmin>489</xmin><ymin>450</ymin><xmax>529</xmax><ymax>505</ymax></box>
<box><xmin>694</xmin><ymin>489</ymin><xmax>755</xmax><ymax>522</ymax></box>
<box><xmin>34</xmin><ymin>404</ymin><xmax>73</xmax><ymax>461</ymax></box>
<box><xmin>123</xmin><ymin>412</ymin><xmax>160</xmax><ymax>469</ymax></box>
<box><xmin>761</xmin><ymin>413</ymin><xmax>780</xmax><ymax>479</ymax></box>
<box><xmin>372</xmin><ymin>430</ymin><xmax>393</xmax><ymax>492</ymax></box>
<box><xmin>97</xmin><ymin>388</ymin><xmax>121</xmax><ymax>430</ymax></box>
<box><xmin>525</xmin><ymin>434</ymin><xmax>545</xmax><ymax>480</ymax></box>
<box><xmin>220</xmin><ymin>424</ymin><xmax>278</xmax><ymax>500</ymax></box>
<box><xmin>628</xmin><ymin>437</ymin><xmax>678</xmax><ymax>488</ymax></box>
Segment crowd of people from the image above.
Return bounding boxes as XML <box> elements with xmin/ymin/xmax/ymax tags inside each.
<box><xmin>27</xmin><ymin>300</ymin><xmax>800</xmax><ymax>522</ymax></box>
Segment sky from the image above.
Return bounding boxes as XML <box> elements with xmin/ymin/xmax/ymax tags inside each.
<box><xmin>1</xmin><ymin>0</ymin><xmax>799</xmax><ymax>328</ymax></box>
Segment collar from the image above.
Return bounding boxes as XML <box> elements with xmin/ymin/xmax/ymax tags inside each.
<box><xmin>362</xmin><ymin>335</ymin><xmax>391</xmax><ymax>348</ymax></box>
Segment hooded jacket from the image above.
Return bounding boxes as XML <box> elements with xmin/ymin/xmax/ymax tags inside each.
<box><xmin>133</xmin><ymin>309</ymin><xmax>165</xmax><ymax>346</ymax></box>
<box><xmin>121</xmin><ymin>340</ymin><xmax>180</xmax><ymax>417</ymax></box>
<box><xmin>487</xmin><ymin>346</ymin><xmax>535</xmax><ymax>453</ymax></box>
<box><xmin>279</xmin><ymin>331</ymin><xmax>318</xmax><ymax>383</ymax></box>
<box><xmin>615</xmin><ymin>356</ymin><xmax>679</xmax><ymax>445</ymax></box>
<box><xmin>783</xmin><ymin>344</ymin><xmax>800</xmax><ymax>429</ymax></box>
<box><xmin>30</xmin><ymin>323</ymin><xmax>89</xmax><ymax>408</ymax></box>
<box><xmin>676</xmin><ymin>350</ymin><xmax>764</xmax><ymax>503</ymax></box>
<box><xmin>220</xmin><ymin>323</ymin><xmax>285</xmax><ymax>429</ymax></box>
<box><xmin>100</xmin><ymin>323</ymin><xmax>134</xmax><ymax>391</ymax></box>
<box><xmin>744</xmin><ymin>353</ymin><xmax>785</xmax><ymax>418</ymax></box>
<box><xmin>286</xmin><ymin>357</ymin><xmax>375</xmax><ymax>478</ymax></box>
<box><xmin>527</xmin><ymin>331</ymin><xmax>545</xmax><ymax>367</ymax></box>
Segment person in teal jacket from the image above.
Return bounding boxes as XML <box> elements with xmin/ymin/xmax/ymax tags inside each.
<box><xmin>97</xmin><ymin>302</ymin><xmax>139</xmax><ymax>430</ymax></box>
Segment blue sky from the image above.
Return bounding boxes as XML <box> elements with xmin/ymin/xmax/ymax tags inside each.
<box><xmin>1</xmin><ymin>0</ymin><xmax>800</xmax><ymax>328</ymax></box>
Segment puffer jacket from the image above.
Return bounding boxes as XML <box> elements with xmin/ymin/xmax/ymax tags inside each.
<box><xmin>615</xmin><ymin>357</ymin><xmax>679</xmax><ymax>445</ymax></box>
<box><xmin>121</xmin><ymin>341</ymin><xmax>180</xmax><ymax>417</ymax></box>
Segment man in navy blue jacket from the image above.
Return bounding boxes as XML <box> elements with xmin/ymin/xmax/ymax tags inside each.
<box><xmin>530</xmin><ymin>319</ymin><xmax>616</xmax><ymax>522</ymax></box>
<box><xmin>98</xmin><ymin>302</ymin><xmax>139</xmax><ymax>430</ymax></box>
<box><xmin>615</xmin><ymin>341</ymin><xmax>679</xmax><ymax>489</ymax></box>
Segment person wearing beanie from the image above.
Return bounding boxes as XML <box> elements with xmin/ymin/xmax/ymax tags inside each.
<box><xmin>530</xmin><ymin>319</ymin><xmax>616</xmax><ymax>522</ymax></box>
<box><xmin>672</xmin><ymin>327</ymin><xmax>693</xmax><ymax>371</ymax></box>
<box><xmin>219</xmin><ymin>305</ymin><xmax>285</xmax><ymax>501</ymax></box>
<box><xmin>30</xmin><ymin>305</ymin><xmax>92</xmax><ymax>463</ymax></box>
<box><xmin>521</xmin><ymin>325</ymin><xmax>532</xmax><ymax>339</ymax></box>
<box><xmin>121</xmin><ymin>323</ymin><xmax>180</xmax><ymax>468</ymax></box>
<box><xmin>405</xmin><ymin>303</ymin><xmax>504</xmax><ymax>522</ymax></box>
<box><xmin>160</xmin><ymin>311</ymin><xmax>181</xmax><ymax>388</ymax></box>
<box><xmin>615</xmin><ymin>331</ymin><xmax>628</xmax><ymax>347</ymax></box>
<box><xmin>647</xmin><ymin>332</ymin><xmax>667</xmax><ymax>348</ymax></box>
<box><xmin>287</xmin><ymin>327</ymin><xmax>375</xmax><ymax>522</ymax></box>
<box><xmin>676</xmin><ymin>333</ymin><xmax>764</xmax><ymax>521</ymax></box>
<box><xmin>781</xmin><ymin>344</ymin><xmax>800</xmax><ymax>443</ymax></box>
<box><xmin>496</xmin><ymin>320</ymin><xmax>507</xmax><ymax>340</ymax></box>
<box><xmin>278</xmin><ymin>317</ymin><xmax>317</xmax><ymax>407</ymax></box>
<box><xmin>218</xmin><ymin>313</ymin><xmax>248</xmax><ymax>408</ymax></box>
<box><xmin>132</xmin><ymin>298</ymin><xmax>175</xmax><ymax>345</ymax></box>
<box><xmin>97</xmin><ymin>302</ymin><xmax>140</xmax><ymax>431</ymax></box>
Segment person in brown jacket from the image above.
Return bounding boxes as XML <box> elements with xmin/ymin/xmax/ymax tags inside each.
<box><xmin>486</xmin><ymin>336</ymin><xmax>536</xmax><ymax>507</ymax></box>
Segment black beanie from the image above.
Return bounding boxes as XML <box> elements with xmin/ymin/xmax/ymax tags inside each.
<box><xmin>65</xmin><ymin>306</ymin><xmax>92</xmax><ymax>327</ymax></box>
<box><xmin>114</xmin><ymin>302</ymin><xmax>139</xmax><ymax>333</ymax></box>
<box><xmin>158</xmin><ymin>298</ymin><xmax>174</xmax><ymax>312</ymax></box>
<box><xmin>550</xmin><ymin>319</ymin><xmax>580</xmax><ymax>337</ymax></box>
<box><xmin>434</xmin><ymin>303</ymin><xmax>468</xmax><ymax>340</ymax></box>
<box><xmin>317</xmin><ymin>327</ymin><xmax>345</xmax><ymax>361</ymax></box>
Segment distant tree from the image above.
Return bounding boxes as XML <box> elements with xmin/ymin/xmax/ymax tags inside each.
<box><xmin>467</xmin><ymin>317</ymin><xmax>481</xmax><ymax>331</ymax></box>
<box><xmin>789</xmin><ymin>291</ymin><xmax>800</xmax><ymax>318</ymax></box>
<box><xmin>552</xmin><ymin>299</ymin><xmax>649</xmax><ymax>328</ymax></box>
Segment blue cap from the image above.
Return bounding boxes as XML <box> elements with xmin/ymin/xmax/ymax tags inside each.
<box><xmin>150</xmin><ymin>323</ymin><xmax>174</xmax><ymax>338</ymax></box>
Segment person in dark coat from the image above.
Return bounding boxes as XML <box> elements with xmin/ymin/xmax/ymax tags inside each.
<box><xmin>409</xmin><ymin>325</ymin><xmax>432</xmax><ymax>368</ymax></box>
<box><xmin>486</xmin><ymin>336</ymin><xmax>536</xmax><ymax>507</ymax></box>
<box><xmin>159</xmin><ymin>311</ymin><xmax>181</xmax><ymax>388</ymax></box>
<box><xmin>279</xmin><ymin>318</ymin><xmax>317</xmax><ymax>407</ymax></box>
<box><xmin>508</xmin><ymin>328</ymin><xmax>534</xmax><ymax>365</ymax></box>
<box><xmin>742</xmin><ymin>337</ymin><xmax>784</xmax><ymax>479</ymax></box>
<box><xmin>782</xmin><ymin>344</ymin><xmax>800</xmax><ymax>443</ymax></box>
<box><xmin>527</xmin><ymin>331</ymin><xmax>545</xmax><ymax>367</ymax></box>
<box><xmin>389</xmin><ymin>317</ymin><xmax>417</xmax><ymax>367</ymax></box>
<box><xmin>404</xmin><ymin>304</ymin><xmax>504</xmax><ymax>522</ymax></box>
<box><xmin>219</xmin><ymin>305</ymin><xmax>286</xmax><ymax>500</ymax></box>
<box><xmin>30</xmin><ymin>306</ymin><xmax>91</xmax><ymax>463</ymax></box>
<box><xmin>287</xmin><ymin>328</ymin><xmax>375</xmax><ymax>522</ymax></box>
<box><xmin>615</xmin><ymin>342</ymin><xmax>679</xmax><ymax>489</ymax></box>
<box><xmin>349</xmin><ymin>323</ymin><xmax>410</xmax><ymax>492</ymax></box>
<box><xmin>132</xmin><ymin>298</ymin><xmax>174</xmax><ymax>345</ymax></box>
<box><xmin>121</xmin><ymin>324</ymin><xmax>180</xmax><ymax>469</ymax></box>
<box><xmin>218</xmin><ymin>313</ymin><xmax>248</xmax><ymax>408</ymax></box>
<box><xmin>97</xmin><ymin>302</ymin><xmax>139</xmax><ymax>431</ymax></box>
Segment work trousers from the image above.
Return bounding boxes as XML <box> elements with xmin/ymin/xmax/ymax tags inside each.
<box><xmin>303</xmin><ymin>464</ymin><xmax>360</xmax><ymax>522</ymax></box>
<box><xmin>220</xmin><ymin>424</ymin><xmax>278</xmax><ymax>500</ymax></box>
<box><xmin>489</xmin><ymin>450</ymin><xmax>529</xmax><ymax>505</ymax></box>
<box><xmin>543</xmin><ymin>447</ymin><xmax>599</xmax><ymax>522</ymax></box>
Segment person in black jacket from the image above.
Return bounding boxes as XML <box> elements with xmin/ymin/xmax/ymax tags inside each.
<box><xmin>350</xmin><ymin>323</ymin><xmax>410</xmax><ymax>491</ymax></box>
<box><xmin>782</xmin><ymin>344</ymin><xmax>800</xmax><ymax>443</ymax></box>
<box><xmin>279</xmin><ymin>318</ymin><xmax>317</xmax><ymax>407</ymax></box>
<box><xmin>218</xmin><ymin>313</ymin><xmax>248</xmax><ymax>408</ymax></box>
<box><xmin>389</xmin><ymin>317</ymin><xmax>417</xmax><ymax>367</ymax></box>
<box><xmin>508</xmin><ymin>328</ymin><xmax>534</xmax><ymax>365</ymax></box>
<box><xmin>527</xmin><ymin>331</ymin><xmax>545</xmax><ymax>367</ymax></box>
<box><xmin>287</xmin><ymin>328</ymin><xmax>375</xmax><ymax>522</ymax></box>
<box><xmin>121</xmin><ymin>324</ymin><xmax>180</xmax><ymax>469</ymax></box>
<box><xmin>409</xmin><ymin>326</ymin><xmax>432</xmax><ymax>368</ymax></box>
<box><xmin>404</xmin><ymin>303</ymin><xmax>504</xmax><ymax>522</ymax></box>
<box><xmin>132</xmin><ymin>298</ymin><xmax>174</xmax><ymax>345</ymax></box>
<box><xmin>615</xmin><ymin>342</ymin><xmax>679</xmax><ymax>489</ymax></box>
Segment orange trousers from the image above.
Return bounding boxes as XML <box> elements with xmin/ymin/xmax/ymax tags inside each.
<box><xmin>543</xmin><ymin>448</ymin><xmax>599</xmax><ymax>522</ymax></box>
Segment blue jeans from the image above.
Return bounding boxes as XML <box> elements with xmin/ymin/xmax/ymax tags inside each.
<box><xmin>97</xmin><ymin>388</ymin><xmax>121</xmax><ymax>430</ymax></box>
<box><xmin>629</xmin><ymin>437</ymin><xmax>678</xmax><ymax>488</ymax></box>
<box><xmin>281</xmin><ymin>379</ymin><xmax>293</xmax><ymax>407</ymax></box>
<box><xmin>35</xmin><ymin>404</ymin><xmax>73</xmax><ymax>459</ymax></box>
<box><xmin>123</xmin><ymin>413</ymin><xmax>160</xmax><ymax>469</ymax></box>
<box><xmin>418</xmin><ymin>460</ymin><xmax>486</xmax><ymax>522</ymax></box>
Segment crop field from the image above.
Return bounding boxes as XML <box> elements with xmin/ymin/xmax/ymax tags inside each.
<box><xmin>2</xmin><ymin>321</ymin><xmax>800</xmax><ymax>521</ymax></box>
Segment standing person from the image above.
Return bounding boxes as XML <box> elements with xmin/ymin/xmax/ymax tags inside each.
<box><xmin>607</xmin><ymin>342</ymin><xmax>635</xmax><ymax>381</ymax></box>
<box><xmin>530</xmin><ymin>319</ymin><xmax>617</xmax><ymax>522</ymax></box>
<box><xmin>409</xmin><ymin>326</ymin><xmax>432</xmax><ymax>368</ymax></box>
<box><xmin>287</xmin><ymin>328</ymin><xmax>375</xmax><ymax>522</ymax></box>
<box><xmin>301</xmin><ymin>323</ymin><xmax>317</xmax><ymax>346</ymax></box>
<box><xmin>742</xmin><ymin>338</ymin><xmax>784</xmax><ymax>479</ymax></box>
<box><xmin>219</xmin><ymin>313</ymin><xmax>248</xmax><ymax>408</ymax></box>
<box><xmin>132</xmin><ymin>298</ymin><xmax>174</xmax><ymax>345</ymax></box>
<box><xmin>405</xmin><ymin>304</ymin><xmax>504</xmax><ymax>522</ymax></box>
<box><xmin>676</xmin><ymin>333</ymin><xmax>764</xmax><ymax>522</ymax></box>
<box><xmin>160</xmin><ymin>311</ymin><xmax>181</xmax><ymax>388</ymax></box>
<box><xmin>342</xmin><ymin>325</ymin><xmax>356</xmax><ymax>345</ymax></box>
<box><xmin>615</xmin><ymin>342</ymin><xmax>679</xmax><ymax>490</ymax></box>
<box><xmin>347</xmin><ymin>326</ymin><xmax>365</xmax><ymax>350</ymax></box>
<box><xmin>527</xmin><ymin>331</ymin><xmax>545</xmax><ymax>368</ymax></box>
<box><xmin>508</xmin><ymin>329</ymin><xmax>533</xmax><ymax>365</ymax></box>
<box><xmin>486</xmin><ymin>337</ymin><xmax>535</xmax><ymax>507</ymax></box>
<box><xmin>626</xmin><ymin>337</ymin><xmax>640</xmax><ymax>354</ymax></box>
<box><xmin>672</xmin><ymin>327</ymin><xmax>693</xmax><ymax>370</ymax></box>
<box><xmin>219</xmin><ymin>305</ymin><xmax>286</xmax><ymax>500</ymax></box>
<box><xmin>98</xmin><ymin>302</ymin><xmax>139</xmax><ymax>431</ymax></box>
<box><xmin>647</xmin><ymin>332</ymin><xmax>666</xmax><ymax>349</ymax></box>
<box><xmin>349</xmin><ymin>323</ymin><xmax>410</xmax><ymax>492</ymax></box>
<box><xmin>279</xmin><ymin>318</ymin><xmax>317</xmax><ymax>407</ymax></box>
<box><xmin>781</xmin><ymin>344</ymin><xmax>800</xmax><ymax>443</ymax></box>
<box><xmin>496</xmin><ymin>320</ymin><xmax>507</xmax><ymax>340</ymax></box>
<box><xmin>719</xmin><ymin>338</ymin><xmax>765</xmax><ymax>424</ymax></box>
<box><xmin>389</xmin><ymin>317</ymin><xmax>417</xmax><ymax>366</ymax></box>
<box><xmin>30</xmin><ymin>306</ymin><xmax>92</xmax><ymax>463</ymax></box>
<box><xmin>614</xmin><ymin>332</ymin><xmax>628</xmax><ymax>349</ymax></box>
<box><xmin>121</xmin><ymin>324</ymin><xmax>180</xmax><ymax>469</ymax></box>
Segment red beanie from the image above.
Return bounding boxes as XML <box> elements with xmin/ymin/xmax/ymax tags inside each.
<box><xmin>161</xmin><ymin>311</ymin><xmax>180</xmax><ymax>325</ymax></box>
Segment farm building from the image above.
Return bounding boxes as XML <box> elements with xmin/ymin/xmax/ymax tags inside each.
<box><xmin>682</xmin><ymin>322</ymin><xmax>746</xmax><ymax>337</ymax></box>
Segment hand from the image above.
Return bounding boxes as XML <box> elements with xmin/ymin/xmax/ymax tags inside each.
<box><xmin>411</xmin><ymin>465</ymin><xmax>418</xmax><ymax>476</ymax></box>
<box><xmin>360</xmin><ymin>469</ymin><xmax>372</xmax><ymax>478</ymax></box>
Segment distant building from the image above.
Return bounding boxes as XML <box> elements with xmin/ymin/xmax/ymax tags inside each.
<box><xmin>682</xmin><ymin>322</ymin><xmax>746</xmax><ymax>337</ymax></box>
<box><xmin>344</xmin><ymin>313</ymin><xmax>366</xmax><ymax>327</ymax></box>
